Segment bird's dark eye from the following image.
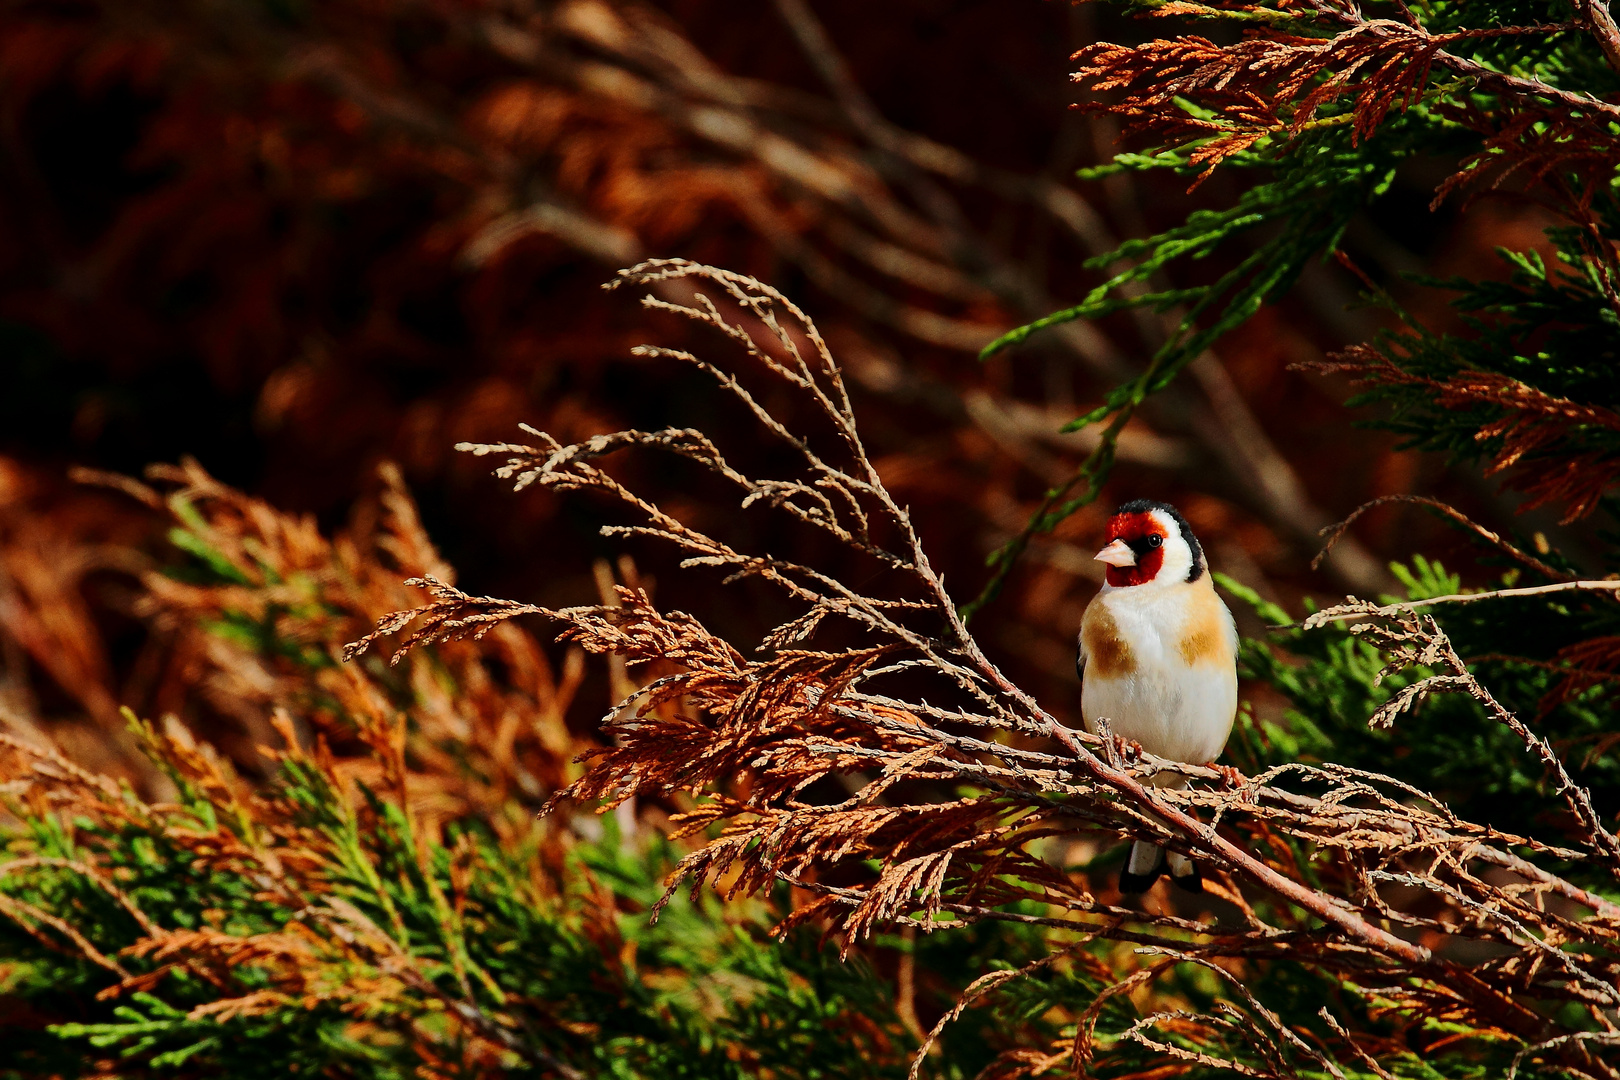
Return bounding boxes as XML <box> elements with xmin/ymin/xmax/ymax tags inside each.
<box><xmin>1147</xmin><ymin>535</ymin><xmax>1163</xmax><ymax>548</ymax></box>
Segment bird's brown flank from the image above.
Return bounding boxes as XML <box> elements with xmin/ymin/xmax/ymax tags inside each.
<box><xmin>1177</xmin><ymin>582</ymin><xmax>1230</xmax><ymax>666</ymax></box>
<box><xmin>1081</xmin><ymin>600</ymin><xmax>1135</xmax><ymax>677</ymax></box>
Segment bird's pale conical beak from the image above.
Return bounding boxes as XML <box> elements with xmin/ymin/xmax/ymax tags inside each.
<box><xmin>1094</xmin><ymin>539</ymin><xmax>1136</xmax><ymax>567</ymax></box>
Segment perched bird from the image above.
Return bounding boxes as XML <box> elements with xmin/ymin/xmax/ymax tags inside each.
<box><xmin>1078</xmin><ymin>499</ymin><xmax>1237</xmax><ymax>894</ymax></box>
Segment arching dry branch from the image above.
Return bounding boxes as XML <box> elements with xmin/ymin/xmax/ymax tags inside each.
<box><xmin>351</xmin><ymin>261</ymin><xmax>1620</xmax><ymax>1079</ymax></box>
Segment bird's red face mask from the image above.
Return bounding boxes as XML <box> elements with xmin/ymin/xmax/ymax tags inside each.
<box><xmin>1095</xmin><ymin>511</ymin><xmax>1167</xmax><ymax>587</ymax></box>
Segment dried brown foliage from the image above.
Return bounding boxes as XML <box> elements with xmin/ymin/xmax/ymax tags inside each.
<box><xmin>1068</xmin><ymin>0</ymin><xmax>1620</xmax><ymax>567</ymax></box>
<box><xmin>0</xmin><ymin>456</ymin><xmax>657</xmax><ymax>1075</ymax></box>
<box><xmin>58</xmin><ymin>456</ymin><xmax>585</xmax><ymax>814</ymax></box>
<box><xmin>1073</xmin><ymin>0</ymin><xmax>1620</xmax><ymax>196</ymax></box>
<box><xmin>352</xmin><ymin>262</ymin><xmax>1620</xmax><ymax>1079</ymax></box>
<box><xmin>0</xmin><ymin>709</ymin><xmax>594</xmax><ymax>1079</ymax></box>
<box><xmin>1314</xmin><ymin>345</ymin><xmax>1620</xmax><ymax>524</ymax></box>
<box><xmin>1076</xmin><ymin>21</ymin><xmax>1449</xmax><ymax>175</ymax></box>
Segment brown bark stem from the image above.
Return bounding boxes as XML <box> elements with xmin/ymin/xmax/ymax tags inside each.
<box><xmin>1578</xmin><ymin>0</ymin><xmax>1620</xmax><ymax>77</ymax></box>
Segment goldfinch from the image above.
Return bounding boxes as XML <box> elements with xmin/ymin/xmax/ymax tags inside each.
<box><xmin>1078</xmin><ymin>499</ymin><xmax>1237</xmax><ymax>894</ymax></box>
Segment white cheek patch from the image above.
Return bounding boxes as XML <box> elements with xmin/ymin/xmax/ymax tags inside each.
<box><xmin>1146</xmin><ymin>509</ymin><xmax>1196</xmax><ymax>583</ymax></box>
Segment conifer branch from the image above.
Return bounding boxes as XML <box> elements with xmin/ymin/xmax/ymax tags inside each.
<box><xmin>1301</xmin><ymin>579</ymin><xmax>1620</xmax><ymax>623</ymax></box>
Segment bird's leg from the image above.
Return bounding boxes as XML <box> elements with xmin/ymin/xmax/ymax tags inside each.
<box><xmin>1091</xmin><ymin>717</ymin><xmax>1142</xmax><ymax>771</ymax></box>
<box><xmin>1215</xmin><ymin>764</ymin><xmax>1253</xmax><ymax>802</ymax></box>
<box><xmin>1093</xmin><ymin>716</ymin><xmax>1120</xmax><ymax>770</ymax></box>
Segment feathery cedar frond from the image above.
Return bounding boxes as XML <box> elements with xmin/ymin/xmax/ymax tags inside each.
<box><xmin>1315</xmin><ymin>343</ymin><xmax>1620</xmax><ymax>522</ymax></box>
<box><xmin>1073</xmin><ymin>23</ymin><xmax>1450</xmax><ymax>181</ymax></box>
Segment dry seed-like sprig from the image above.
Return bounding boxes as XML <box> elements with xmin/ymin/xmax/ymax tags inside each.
<box><xmin>351</xmin><ymin>261</ymin><xmax>1620</xmax><ymax>1079</ymax></box>
<box><xmin>1311</xmin><ymin>492</ymin><xmax>1569</xmax><ymax>581</ymax></box>
<box><xmin>1303</xmin><ymin>600</ymin><xmax>1620</xmax><ymax>876</ymax></box>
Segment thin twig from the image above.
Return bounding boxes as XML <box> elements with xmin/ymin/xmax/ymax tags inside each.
<box><xmin>1301</xmin><ymin>580</ymin><xmax>1620</xmax><ymax>626</ymax></box>
<box><xmin>1314</xmin><ymin>493</ymin><xmax>1570</xmax><ymax>581</ymax></box>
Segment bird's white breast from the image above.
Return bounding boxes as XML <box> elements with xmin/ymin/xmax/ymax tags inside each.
<box><xmin>1080</xmin><ymin>580</ymin><xmax>1237</xmax><ymax>765</ymax></box>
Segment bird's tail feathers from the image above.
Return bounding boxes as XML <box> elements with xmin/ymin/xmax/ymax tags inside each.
<box><xmin>1117</xmin><ymin>841</ymin><xmax>1163</xmax><ymax>894</ymax></box>
<box><xmin>1117</xmin><ymin>842</ymin><xmax>1205</xmax><ymax>894</ymax></box>
<box><xmin>1165</xmin><ymin>850</ymin><xmax>1204</xmax><ymax>894</ymax></box>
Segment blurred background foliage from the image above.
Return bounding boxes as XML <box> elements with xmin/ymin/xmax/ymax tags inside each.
<box><xmin>1</xmin><ymin>0</ymin><xmax>1617</xmax><ymax>1077</ymax></box>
